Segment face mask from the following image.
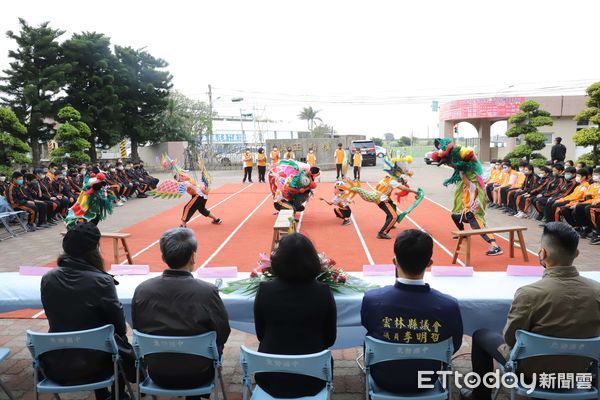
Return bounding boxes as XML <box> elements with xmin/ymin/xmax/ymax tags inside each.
<box><xmin>110</xmin><ymin>168</ymin><xmax>116</xmax><ymax>172</ymax></box>
<box><xmin>16</xmin><ymin>179</ymin><xmax>23</xmax><ymax>185</ymax></box>
<box><xmin>593</xmin><ymin>175</ymin><xmax>600</xmax><ymax>182</ymax></box>
<box><xmin>81</xmin><ymin>170</ymin><xmax>86</xmax><ymax>175</ymax></box>
<box><xmin>519</xmin><ymin>168</ymin><xmax>524</xmax><ymax>173</ymax></box>
<box><xmin>575</xmin><ymin>176</ymin><xmax>582</xmax><ymax>183</ymax></box>
<box><xmin>117</xmin><ymin>166</ymin><xmax>124</xmax><ymax>170</ymax></box>
<box><xmin>538</xmin><ymin>173</ymin><xmax>545</xmax><ymax>178</ymax></box>
<box><xmin>523</xmin><ymin>170</ymin><xmax>530</xmax><ymax>175</ymax></box>
<box><xmin>503</xmin><ymin>167</ymin><xmax>509</xmax><ymax>172</ymax></box>
<box><xmin>309</xmin><ymin>150</ymin><xmax>313</xmax><ymax>153</ymax></box>
<box><xmin>565</xmin><ymin>173</ymin><xmax>573</xmax><ymax>180</ymax></box>
<box><xmin>43</xmin><ymin>169</ymin><xmax>48</xmax><ymax>173</ymax></box>
<box><xmin>0</xmin><ymin>177</ymin><xmax>5</xmax><ymax>182</ymax></box>
<box><xmin>62</xmin><ymin>171</ymin><xmax>68</xmax><ymax>176</ymax></box>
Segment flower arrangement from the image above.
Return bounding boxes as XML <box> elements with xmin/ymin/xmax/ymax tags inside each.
<box><xmin>220</xmin><ymin>252</ymin><xmax>376</xmax><ymax>295</ymax></box>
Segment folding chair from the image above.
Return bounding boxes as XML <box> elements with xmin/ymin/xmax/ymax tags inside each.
<box><xmin>364</xmin><ymin>336</ymin><xmax>454</xmax><ymax>400</ymax></box>
<box><xmin>26</xmin><ymin>324</ymin><xmax>122</xmax><ymax>400</ymax></box>
<box><xmin>500</xmin><ymin>330</ymin><xmax>600</xmax><ymax>400</ymax></box>
<box><xmin>132</xmin><ymin>330</ymin><xmax>227</xmax><ymax>400</ymax></box>
<box><xmin>239</xmin><ymin>346</ymin><xmax>333</xmax><ymax>400</ymax></box>
<box><xmin>0</xmin><ymin>347</ymin><xmax>16</xmax><ymax>400</ymax></box>
<box><xmin>0</xmin><ymin>211</ymin><xmax>27</xmax><ymax>240</ymax></box>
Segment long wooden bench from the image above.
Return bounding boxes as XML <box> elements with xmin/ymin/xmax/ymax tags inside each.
<box><xmin>61</xmin><ymin>231</ymin><xmax>133</xmax><ymax>265</ymax></box>
<box><xmin>271</xmin><ymin>210</ymin><xmax>297</xmax><ymax>251</ymax></box>
<box><xmin>452</xmin><ymin>226</ymin><xmax>528</xmax><ymax>266</ymax></box>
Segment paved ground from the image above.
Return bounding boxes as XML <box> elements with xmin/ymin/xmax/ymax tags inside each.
<box><xmin>0</xmin><ymin>161</ymin><xmax>597</xmax><ymax>399</ymax></box>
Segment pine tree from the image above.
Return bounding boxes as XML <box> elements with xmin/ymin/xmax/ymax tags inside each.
<box><xmin>51</xmin><ymin>106</ymin><xmax>91</xmax><ymax>164</ymax></box>
<box><xmin>573</xmin><ymin>82</ymin><xmax>600</xmax><ymax>167</ymax></box>
<box><xmin>0</xmin><ymin>19</ymin><xmax>70</xmax><ymax>164</ymax></box>
<box><xmin>0</xmin><ymin>107</ymin><xmax>31</xmax><ymax>175</ymax></box>
<box><xmin>505</xmin><ymin>100</ymin><xmax>553</xmax><ymax>167</ymax></box>
<box><xmin>62</xmin><ymin>32</ymin><xmax>122</xmax><ymax>162</ymax></box>
<box><xmin>114</xmin><ymin>46</ymin><xmax>172</xmax><ymax>161</ymax></box>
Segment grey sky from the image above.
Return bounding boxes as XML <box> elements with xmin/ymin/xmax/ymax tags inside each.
<box><xmin>1</xmin><ymin>0</ymin><xmax>598</xmax><ymax>138</ymax></box>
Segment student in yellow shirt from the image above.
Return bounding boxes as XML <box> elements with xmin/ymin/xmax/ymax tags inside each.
<box><xmin>334</xmin><ymin>143</ymin><xmax>345</xmax><ymax>180</ymax></box>
<box><xmin>307</xmin><ymin>148</ymin><xmax>316</xmax><ymax>167</ymax></box>
<box><xmin>352</xmin><ymin>149</ymin><xmax>362</xmax><ymax>181</ymax></box>
<box><xmin>491</xmin><ymin>162</ymin><xmax>518</xmax><ymax>207</ymax></box>
<box><xmin>284</xmin><ymin>146</ymin><xmax>295</xmax><ymax>160</ymax></box>
<box><xmin>270</xmin><ymin>146</ymin><xmax>280</xmax><ymax>165</ymax></box>
<box><xmin>485</xmin><ymin>160</ymin><xmax>502</xmax><ymax>202</ymax></box>
<box><xmin>580</xmin><ymin>167</ymin><xmax>600</xmax><ymax>242</ymax></box>
<box><xmin>257</xmin><ymin>148</ymin><xmax>267</xmax><ymax>183</ymax></box>
<box><xmin>500</xmin><ymin>161</ymin><xmax>527</xmax><ymax>211</ymax></box>
<box><xmin>242</xmin><ymin>149</ymin><xmax>253</xmax><ymax>183</ymax></box>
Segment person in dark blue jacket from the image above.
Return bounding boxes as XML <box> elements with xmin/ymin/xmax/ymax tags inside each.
<box><xmin>361</xmin><ymin>229</ymin><xmax>463</xmax><ymax>393</ymax></box>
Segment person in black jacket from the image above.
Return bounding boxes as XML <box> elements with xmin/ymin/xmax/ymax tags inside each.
<box><xmin>253</xmin><ymin>233</ymin><xmax>337</xmax><ymax>398</ymax></box>
<box><xmin>550</xmin><ymin>137</ymin><xmax>567</xmax><ymax>164</ymax></box>
<box><xmin>40</xmin><ymin>222</ymin><xmax>135</xmax><ymax>400</ymax></box>
<box><xmin>132</xmin><ymin>228</ymin><xmax>230</xmax><ymax>398</ymax></box>
<box><xmin>7</xmin><ymin>171</ymin><xmax>39</xmax><ymax>230</ymax></box>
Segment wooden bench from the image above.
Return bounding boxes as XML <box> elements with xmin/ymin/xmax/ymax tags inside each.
<box><xmin>61</xmin><ymin>231</ymin><xmax>133</xmax><ymax>265</ymax></box>
<box><xmin>452</xmin><ymin>226</ymin><xmax>528</xmax><ymax>266</ymax></box>
<box><xmin>271</xmin><ymin>210</ymin><xmax>297</xmax><ymax>251</ymax></box>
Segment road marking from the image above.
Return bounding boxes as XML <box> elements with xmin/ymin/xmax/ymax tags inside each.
<box><xmin>121</xmin><ymin>184</ymin><xmax>255</xmax><ymax>263</ymax></box>
<box><xmin>199</xmin><ymin>193</ymin><xmax>272</xmax><ymax>268</ymax></box>
<box><xmin>366</xmin><ymin>183</ymin><xmax>465</xmax><ymax>266</ymax></box>
<box><xmin>424</xmin><ymin>195</ymin><xmax>537</xmax><ymax>256</ymax></box>
<box><xmin>350</xmin><ymin>213</ymin><xmax>375</xmax><ymax>265</ymax></box>
<box><xmin>32</xmin><ymin>310</ymin><xmax>45</xmax><ymax>319</ymax></box>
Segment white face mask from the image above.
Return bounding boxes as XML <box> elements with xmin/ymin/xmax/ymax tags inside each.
<box><xmin>0</xmin><ymin>177</ymin><xmax>5</xmax><ymax>182</ymax></box>
<box><xmin>538</xmin><ymin>173</ymin><xmax>545</xmax><ymax>178</ymax></box>
<box><xmin>576</xmin><ymin>176</ymin><xmax>582</xmax><ymax>183</ymax></box>
<box><xmin>503</xmin><ymin>167</ymin><xmax>509</xmax><ymax>172</ymax></box>
<box><xmin>593</xmin><ymin>175</ymin><xmax>600</xmax><ymax>182</ymax></box>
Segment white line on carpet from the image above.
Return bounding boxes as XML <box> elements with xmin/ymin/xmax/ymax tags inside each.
<box><xmin>199</xmin><ymin>193</ymin><xmax>272</xmax><ymax>269</ymax></box>
<box><xmin>121</xmin><ymin>183</ymin><xmax>255</xmax><ymax>263</ymax></box>
<box><xmin>350</xmin><ymin>213</ymin><xmax>375</xmax><ymax>265</ymax></box>
<box><xmin>32</xmin><ymin>310</ymin><xmax>45</xmax><ymax>319</ymax></box>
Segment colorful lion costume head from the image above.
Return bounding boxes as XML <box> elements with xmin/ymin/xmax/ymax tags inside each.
<box><xmin>382</xmin><ymin>155</ymin><xmax>414</xmax><ymax>185</ymax></box>
<box><xmin>65</xmin><ymin>173</ymin><xmax>114</xmax><ymax>230</ymax></box>
<box><xmin>431</xmin><ymin>138</ymin><xmax>483</xmax><ymax>186</ymax></box>
<box><xmin>268</xmin><ymin>159</ymin><xmax>320</xmax><ymax>208</ymax></box>
<box><xmin>150</xmin><ymin>154</ymin><xmax>211</xmax><ymax>199</ymax></box>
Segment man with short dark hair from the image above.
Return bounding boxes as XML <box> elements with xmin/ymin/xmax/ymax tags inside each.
<box><xmin>461</xmin><ymin>222</ymin><xmax>600</xmax><ymax>400</ymax></box>
<box><xmin>361</xmin><ymin>229</ymin><xmax>463</xmax><ymax>393</ymax></box>
<box><xmin>334</xmin><ymin>143</ymin><xmax>345</xmax><ymax>180</ymax></box>
<box><xmin>132</xmin><ymin>228</ymin><xmax>230</xmax><ymax>397</ymax></box>
<box><xmin>551</xmin><ymin>137</ymin><xmax>566</xmax><ymax>164</ymax></box>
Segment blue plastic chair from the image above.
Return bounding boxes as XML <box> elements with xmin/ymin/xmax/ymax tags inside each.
<box><xmin>239</xmin><ymin>345</ymin><xmax>333</xmax><ymax>400</ymax></box>
<box><xmin>0</xmin><ymin>347</ymin><xmax>16</xmax><ymax>400</ymax></box>
<box><xmin>364</xmin><ymin>335</ymin><xmax>454</xmax><ymax>400</ymax></box>
<box><xmin>501</xmin><ymin>330</ymin><xmax>600</xmax><ymax>400</ymax></box>
<box><xmin>26</xmin><ymin>324</ymin><xmax>121</xmax><ymax>400</ymax></box>
<box><xmin>132</xmin><ymin>330</ymin><xmax>226</xmax><ymax>400</ymax></box>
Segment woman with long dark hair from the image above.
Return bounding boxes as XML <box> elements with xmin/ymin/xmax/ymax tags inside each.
<box><xmin>40</xmin><ymin>222</ymin><xmax>135</xmax><ymax>400</ymax></box>
<box><xmin>253</xmin><ymin>233</ymin><xmax>337</xmax><ymax>398</ymax></box>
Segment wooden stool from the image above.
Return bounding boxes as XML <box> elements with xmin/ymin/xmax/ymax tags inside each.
<box><xmin>61</xmin><ymin>231</ymin><xmax>133</xmax><ymax>265</ymax></box>
<box><xmin>271</xmin><ymin>210</ymin><xmax>297</xmax><ymax>251</ymax></box>
<box><xmin>452</xmin><ymin>226</ymin><xmax>528</xmax><ymax>266</ymax></box>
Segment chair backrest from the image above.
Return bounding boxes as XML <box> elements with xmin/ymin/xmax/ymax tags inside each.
<box><xmin>509</xmin><ymin>330</ymin><xmax>600</xmax><ymax>362</ymax></box>
<box><xmin>364</xmin><ymin>335</ymin><xmax>454</xmax><ymax>367</ymax></box>
<box><xmin>239</xmin><ymin>346</ymin><xmax>332</xmax><ymax>383</ymax></box>
<box><xmin>132</xmin><ymin>330</ymin><xmax>219</xmax><ymax>360</ymax></box>
<box><xmin>26</xmin><ymin>325</ymin><xmax>118</xmax><ymax>361</ymax></box>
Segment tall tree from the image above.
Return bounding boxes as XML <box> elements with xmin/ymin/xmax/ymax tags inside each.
<box><xmin>62</xmin><ymin>32</ymin><xmax>122</xmax><ymax>162</ymax></box>
<box><xmin>298</xmin><ymin>106</ymin><xmax>322</xmax><ymax>132</ymax></box>
<box><xmin>573</xmin><ymin>82</ymin><xmax>600</xmax><ymax>167</ymax></box>
<box><xmin>0</xmin><ymin>18</ymin><xmax>69</xmax><ymax>164</ymax></box>
<box><xmin>505</xmin><ymin>100</ymin><xmax>553</xmax><ymax>167</ymax></box>
<box><xmin>0</xmin><ymin>107</ymin><xmax>31</xmax><ymax>175</ymax></box>
<box><xmin>311</xmin><ymin>123</ymin><xmax>334</xmax><ymax>138</ymax></box>
<box><xmin>50</xmin><ymin>106</ymin><xmax>92</xmax><ymax>164</ymax></box>
<box><xmin>114</xmin><ymin>46</ymin><xmax>172</xmax><ymax>161</ymax></box>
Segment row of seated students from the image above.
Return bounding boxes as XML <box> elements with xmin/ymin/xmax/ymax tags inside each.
<box><xmin>485</xmin><ymin>158</ymin><xmax>600</xmax><ymax>245</ymax></box>
<box><xmin>38</xmin><ymin>222</ymin><xmax>599</xmax><ymax>400</ymax></box>
<box><xmin>0</xmin><ymin>160</ymin><xmax>158</xmax><ymax>232</ymax></box>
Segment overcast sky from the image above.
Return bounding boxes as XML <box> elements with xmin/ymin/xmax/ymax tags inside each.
<box><xmin>1</xmin><ymin>0</ymin><xmax>598</xmax><ymax>138</ymax></box>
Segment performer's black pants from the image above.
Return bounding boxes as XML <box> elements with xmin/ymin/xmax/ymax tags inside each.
<box><xmin>470</xmin><ymin>329</ymin><xmax>507</xmax><ymax>400</ymax></box>
<box><xmin>353</xmin><ymin>166</ymin><xmax>360</xmax><ymax>181</ymax></box>
<box><xmin>336</xmin><ymin>163</ymin><xmax>343</xmax><ymax>179</ymax></box>
<box><xmin>243</xmin><ymin>167</ymin><xmax>253</xmax><ymax>182</ymax></box>
<box><xmin>181</xmin><ymin>195</ymin><xmax>210</xmax><ymax>223</ymax></box>
<box><xmin>258</xmin><ymin>166</ymin><xmax>266</xmax><ymax>183</ymax></box>
<box><xmin>451</xmin><ymin>212</ymin><xmax>493</xmax><ymax>244</ymax></box>
<box><xmin>334</xmin><ymin>206</ymin><xmax>351</xmax><ymax>219</ymax></box>
<box><xmin>378</xmin><ymin>200</ymin><xmax>397</xmax><ymax>234</ymax></box>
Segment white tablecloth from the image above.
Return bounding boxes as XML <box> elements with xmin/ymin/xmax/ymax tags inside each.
<box><xmin>1</xmin><ymin>271</ymin><xmax>599</xmax><ymax>348</ymax></box>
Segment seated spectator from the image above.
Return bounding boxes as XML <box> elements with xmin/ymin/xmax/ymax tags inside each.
<box><xmin>565</xmin><ymin>159</ymin><xmax>575</xmax><ymax>167</ymax></box>
<box><xmin>556</xmin><ymin>168</ymin><xmax>591</xmax><ymax>223</ymax></box>
<box><xmin>577</xmin><ymin>167</ymin><xmax>600</xmax><ymax>241</ymax></box>
<box><xmin>515</xmin><ymin>166</ymin><xmax>550</xmax><ymax>219</ymax></box>
<box><xmin>361</xmin><ymin>229</ymin><xmax>463</xmax><ymax>393</ymax></box>
<box><xmin>490</xmin><ymin>161</ymin><xmax>514</xmax><ymax>207</ymax></box>
<box><xmin>41</xmin><ymin>222</ymin><xmax>135</xmax><ymax>400</ymax></box>
<box><xmin>539</xmin><ymin>166</ymin><xmax>577</xmax><ymax>224</ymax></box>
<box><xmin>132</xmin><ymin>228</ymin><xmax>230</xmax><ymax>398</ymax></box>
<box><xmin>461</xmin><ymin>222</ymin><xmax>600</xmax><ymax>400</ymax></box>
<box><xmin>254</xmin><ymin>233</ymin><xmax>336</xmax><ymax>398</ymax></box>
<box><xmin>486</xmin><ymin>161</ymin><xmax>505</xmax><ymax>205</ymax></box>
<box><xmin>499</xmin><ymin>161</ymin><xmax>527</xmax><ymax>211</ymax></box>
<box><xmin>8</xmin><ymin>171</ymin><xmax>40</xmax><ymax>231</ymax></box>
<box><xmin>532</xmin><ymin>164</ymin><xmax>565</xmax><ymax>220</ymax></box>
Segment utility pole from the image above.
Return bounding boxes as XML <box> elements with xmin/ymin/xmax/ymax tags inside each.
<box><xmin>207</xmin><ymin>84</ymin><xmax>214</xmax><ymax>164</ymax></box>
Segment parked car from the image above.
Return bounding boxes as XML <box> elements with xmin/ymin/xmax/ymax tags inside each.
<box><xmin>424</xmin><ymin>150</ymin><xmax>439</xmax><ymax>165</ymax></box>
<box><xmin>349</xmin><ymin>140</ymin><xmax>377</xmax><ymax>166</ymax></box>
<box><xmin>375</xmin><ymin>146</ymin><xmax>387</xmax><ymax>158</ymax></box>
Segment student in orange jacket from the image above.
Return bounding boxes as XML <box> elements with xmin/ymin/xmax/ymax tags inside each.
<box><xmin>565</xmin><ymin>167</ymin><xmax>600</xmax><ymax>235</ymax></box>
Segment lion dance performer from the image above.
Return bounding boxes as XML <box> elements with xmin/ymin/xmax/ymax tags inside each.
<box><xmin>268</xmin><ymin>159</ymin><xmax>320</xmax><ymax>220</ymax></box>
<box><xmin>350</xmin><ymin>156</ymin><xmax>424</xmax><ymax>239</ymax></box>
<box><xmin>65</xmin><ymin>173</ymin><xmax>115</xmax><ymax>230</ymax></box>
<box><xmin>150</xmin><ymin>154</ymin><xmax>222</xmax><ymax>227</ymax></box>
<box><xmin>319</xmin><ymin>180</ymin><xmax>359</xmax><ymax>225</ymax></box>
<box><xmin>430</xmin><ymin>138</ymin><xmax>502</xmax><ymax>256</ymax></box>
